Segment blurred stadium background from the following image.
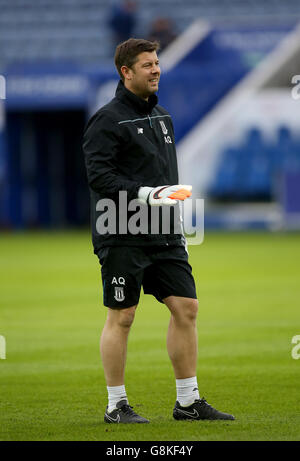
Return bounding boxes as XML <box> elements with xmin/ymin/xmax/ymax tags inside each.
<box><xmin>1</xmin><ymin>0</ymin><xmax>300</xmax><ymax>230</ymax></box>
<box><xmin>1</xmin><ymin>0</ymin><xmax>300</xmax><ymax>442</ymax></box>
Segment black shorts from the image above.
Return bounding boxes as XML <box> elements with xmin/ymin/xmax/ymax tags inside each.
<box><xmin>97</xmin><ymin>245</ymin><xmax>197</xmax><ymax>309</ymax></box>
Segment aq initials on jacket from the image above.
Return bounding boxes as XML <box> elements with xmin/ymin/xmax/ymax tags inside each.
<box><xmin>159</xmin><ymin>120</ymin><xmax>172</xmax><ymax>144</ymax></box>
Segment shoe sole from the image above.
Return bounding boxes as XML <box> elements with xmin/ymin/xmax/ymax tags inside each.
<box><xmin>173</xmin><ymin>412</ymin><xmax>235</xmax><ymax>421</ymax></box>
<box><xmin>104</xmin><ymin>416</ymin><xmax>149</xmax><ymax>424</ymax></box>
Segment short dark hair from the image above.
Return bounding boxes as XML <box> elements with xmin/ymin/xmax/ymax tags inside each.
<box><xmin>114</xmin><ymin>38</ymin><xmax>160</xmax><ymax>81</ymax></box>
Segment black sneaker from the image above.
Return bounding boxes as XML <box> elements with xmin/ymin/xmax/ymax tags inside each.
<box><xmin>173</xmin><ymin>398</ymin><xmax>235</xmax><ymax>421</ymax></box>
<box><xmin>104</xmin><ymin>399</ymin><xmax>150</xmax><ymax>424</ymax></box>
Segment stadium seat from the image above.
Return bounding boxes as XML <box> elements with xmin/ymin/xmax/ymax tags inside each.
<box><xmin>1</xmin><ymin>0</ymin><xmax>300</xmax><ymax>69</ymax></box>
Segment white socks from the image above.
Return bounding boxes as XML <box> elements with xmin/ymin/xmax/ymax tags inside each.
<box><xmin>176</xmin><ymin>377</ymin><xmax>200</xmax><ymax>407</ymax></box>
<box><xmin>107</xmin><ymin>378</ymin><xmax>199</xmax><ymax>412</ymax></box>
<box><xmin>107</xmin><ymin>385</ymin><xmax>128</xmax><ymax>413</ymax></box>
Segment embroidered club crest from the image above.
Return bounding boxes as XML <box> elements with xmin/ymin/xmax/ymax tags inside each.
<box><xmin>114</xmin><ymin>286</ymin><xmax>125</xmax><ymax>302</ymax></box>
<box><xmin>159</xmin><ymin>120</ymin><xmax>168</xmax><ymax>135</ymax></box>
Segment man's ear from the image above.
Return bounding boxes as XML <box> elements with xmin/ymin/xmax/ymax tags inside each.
<box><xmin>121</xmin><ymin>65</ymin><xmax>132</xmax><ymax>81</ymax></box>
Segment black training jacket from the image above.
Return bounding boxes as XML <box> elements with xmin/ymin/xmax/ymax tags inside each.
<box><xmin>83</xmin><ymin>80</ymin><xmax>184</xmax><ymax>253</ymax></box>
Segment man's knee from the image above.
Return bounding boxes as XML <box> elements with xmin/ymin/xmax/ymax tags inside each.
<box><xmin>167</xmin><ymin>297</ymin><xmax>198</xmax><ymax>324</ymax></box>
<box><xmin>108</xmin><ymin>305</ymin><xmax>137</xmax><ymax>329</ymax></box>
<box><xmin>182</xmin><ymin>298</ymin><xmax>198</xmax><ymax>322</ymax></box>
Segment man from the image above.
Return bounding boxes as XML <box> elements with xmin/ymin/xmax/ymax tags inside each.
<box><xmin>108</xmin><ymin>0</ymin><xmax>137</xmax><ymax>48</ymax></box>
<box><xmin>83</xmin><ymin>38</ymin><xmax>234</xmax><ymax>423</ymax></box>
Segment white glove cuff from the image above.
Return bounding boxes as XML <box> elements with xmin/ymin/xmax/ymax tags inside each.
<box><xmin>137</xmin><ymin>186</ymin><xmax>153</xmax><ymax>204</ymax></box>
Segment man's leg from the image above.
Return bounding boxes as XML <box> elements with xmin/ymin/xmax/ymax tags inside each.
<box><xmin>164</xmin><ymin>295</ymin><xmax>201</xmax><ymax>407</ymax></box>
<box><xmin>100</xmin><ymin>305</ymin><xmax>150</xmax><ymax>423</ymax></box>
<box><xmin>164</xmin><ymin>295</ymin><xmax>198</xmax><ymax>379</ymax></box>
<box><xmin>164</xmin><ymin>295</ymin><xmax>235</xmax><ymax>420</ymax></box>
<box><xmin>100</xmin><ymin>305</ymin><xmax>137</xmax><ymax>386</ymax></box>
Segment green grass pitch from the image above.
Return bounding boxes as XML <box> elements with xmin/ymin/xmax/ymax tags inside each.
<box><xmin>0</xmin><ymin>230</ymin><xmax>300</xmax><ymax>441</ymax></box>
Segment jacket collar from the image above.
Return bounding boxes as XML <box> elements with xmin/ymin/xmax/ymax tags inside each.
<box><xmin>115</xmin><ymin>80</ymin><xmax>158</xmax><ymax>115</ymax></box>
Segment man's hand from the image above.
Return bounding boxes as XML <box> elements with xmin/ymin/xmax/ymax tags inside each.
<box><xmin>138</xmin><ymin>185</ymin><xmax>192</xmax><ymax>206</ymax></box>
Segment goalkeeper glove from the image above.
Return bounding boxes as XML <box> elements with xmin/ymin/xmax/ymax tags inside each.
<box><xmin>138</xmin><ymin>185</ymin><xmax>192</xmax><ymax>206</ymax></box>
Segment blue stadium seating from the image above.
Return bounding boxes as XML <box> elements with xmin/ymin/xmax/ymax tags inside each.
<box><xmin>1</xmin><ymin>0</ymin><xmax>300</xmax><ymax>70</ymax></box>
<box><xmin>209</xmin><ymin>126</ymin><xmax>300</xmax><ymax>201</ymax></box>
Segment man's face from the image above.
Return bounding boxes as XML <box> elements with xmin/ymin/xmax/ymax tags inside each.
<box><xmin>122</xmin><ymin>51</ymin><xmax>161</xmax><ymax>100</ymax></box>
